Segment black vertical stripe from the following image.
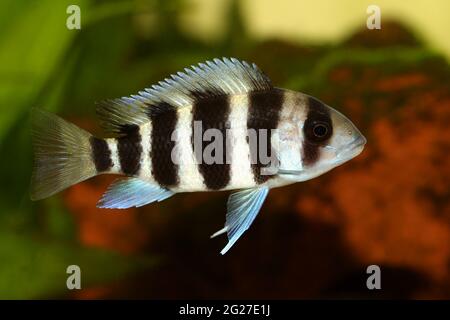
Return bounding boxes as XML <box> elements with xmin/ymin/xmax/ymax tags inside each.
<box><xmin>301</xmin><ymin>96</ymin><xmax>332</xmax><ymax>166</ymax></box>
<box><xmin>191</xmin><ymin>93</ymin><xmax>231</xmax><ymax>190</ymax></box>
<box><xmin>247</xmin><ymin>88</ymin><xmax>284</xmax><ymax>184</ymax></box>
<box><xmin>117</xmin><ymin>124</ymin><xmax>142</xmax><ymax>175</ymax></box>
<box><xmin>149</xmin><ymin>102</ymin><xmax>179</xmax><ymax>187</ymax></box>
<box><xmin>90</xmin><ymin>137</ymin><xmax>112</xmax><ymax>172</ymax></box>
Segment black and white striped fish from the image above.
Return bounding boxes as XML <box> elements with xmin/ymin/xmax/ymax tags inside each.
<box><xmin>30</xmin><ymin>58</ymin><xmax>366</xmax><ymax>254</ymax></box>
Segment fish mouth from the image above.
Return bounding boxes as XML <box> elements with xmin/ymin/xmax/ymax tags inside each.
<box><xmin>337</xmin><ymin>135</ymin><xmax>367</xmax><ymax>160</ymax></box>
<box><xmin>349</xmin><ymin>135</ymin><xmax>367</xmax><ymax>153</ymax></box>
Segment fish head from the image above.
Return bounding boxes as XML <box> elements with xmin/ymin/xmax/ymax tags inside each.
<box><xmin>292</xmin><ymin>95</ymin><xmax>366</xmax><ymax>180</ymax></box>
<box><xmin>324</xmin><ymin>106</ymin><xmax>366</xmax><ymax>165</ymax></box>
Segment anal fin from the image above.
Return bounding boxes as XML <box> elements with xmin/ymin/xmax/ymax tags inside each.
<box><xmin>97</xmin><ymin>178</ymin><xmax>174</xmax><ymax>209</ymax></box>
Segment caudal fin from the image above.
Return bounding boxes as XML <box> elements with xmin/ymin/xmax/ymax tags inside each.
<box><xmin>30</xmin><ymin>108</ymin><xmax>97</xmax><ymax>200</ymax></box>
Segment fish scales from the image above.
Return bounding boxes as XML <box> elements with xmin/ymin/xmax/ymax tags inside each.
<box><xmin>149</xmin><ymin>102</ymin><xmax>179</xmax><ymax>188</ymax></box>
<box><xmin>191</xmin><ymin>93</ymin><xmax>231</xmax><ymax>190</ymax></box>
<box><xmin>90</xmin><ymin>136</ymin><xmax>112</xmax><ymax>172</ymax></box>
<box><xmin>247</xmin><ymin>88</ymin><xmax>285</xmax><ymax>184</ymax></box>
<box><xmin>116</xmin><ymin>124</ymin><xmax>142</xmax><ymax>176</ymax></box>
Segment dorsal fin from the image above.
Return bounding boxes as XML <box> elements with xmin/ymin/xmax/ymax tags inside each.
<box><xmin>95</xmin><ymin>98</ymin><xmax>149</xmax><ymax>135</ymax></box>
<box><xmin>96</xmin><ymin>57</ymin><xmax>272</xmax><ymax>135</ymax></box>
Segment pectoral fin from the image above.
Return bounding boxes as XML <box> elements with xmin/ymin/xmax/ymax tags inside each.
<box><xmin>97</xmin><ymin>177</ymin><xmax>174</xmax><ymax>209</ymax></box>
<box><xmin>212</xmin><ymin>187</ymin><xmax>269</xmax><ymax>255</ymax></box>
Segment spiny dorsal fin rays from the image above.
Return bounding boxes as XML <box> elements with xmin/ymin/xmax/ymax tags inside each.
<box><xmin>95</xmin><ymin>57</ymin><xmax>272</xmax><ymax>135</ymax></box>
<box><xmin>95</xmin><ymin>98</ymin><xmax>149</xmax><ymax>136</ymax></box>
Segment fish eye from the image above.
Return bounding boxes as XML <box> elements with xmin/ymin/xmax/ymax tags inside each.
<box><xmin>313</xmin><ymin>122</ymin><xmax>328</xmax><ymax>138</ymax></box>
<box><xmin>303</xmin><ymin>104</ymin><xmax>333</xmax><ymax>144</ymax></box>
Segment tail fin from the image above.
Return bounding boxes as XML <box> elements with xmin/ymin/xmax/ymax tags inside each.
<box><xmin>30</xmin><ymin>108</ymin><xmax>97</xmax><ymax>200</ymax></box>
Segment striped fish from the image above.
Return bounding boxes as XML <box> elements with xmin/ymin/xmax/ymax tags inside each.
<box><xmin>30</xmin><ymin>58</ymin><xmax>366</xmax><ymax>254</ymax></box>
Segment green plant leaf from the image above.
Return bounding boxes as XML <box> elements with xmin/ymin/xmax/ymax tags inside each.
<box><xmin>0</xmin><ymin>230</ymin><xmax>155</xmax><ymax>299</ymax></box>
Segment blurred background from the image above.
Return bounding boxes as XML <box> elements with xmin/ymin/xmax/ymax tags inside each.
<box><xmin>0</xmin><ymin>0</ymin><xmax>449</xmax><ymax>299</ymax></box>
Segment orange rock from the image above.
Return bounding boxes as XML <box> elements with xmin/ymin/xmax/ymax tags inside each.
<box><xmin>64</xmin><ymin>175</ymin><xmax>149</xmax><ymax>254</ymax></box>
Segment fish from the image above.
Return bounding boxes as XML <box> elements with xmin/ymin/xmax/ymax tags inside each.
<box><xmin>30</xmin><ymin>57</ymin><xmax>366</xmax><ymax>254</ymax></box>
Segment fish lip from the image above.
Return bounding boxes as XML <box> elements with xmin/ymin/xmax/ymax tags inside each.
<box><xmin>337</xmin><ymin>135</ymin><xmax>367</xmax><ymax>160</ymax></box>
<box><xmin>349</xmin><ymin>135</ymin><xmax>367</xmax><ymax>151</ymax></box>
